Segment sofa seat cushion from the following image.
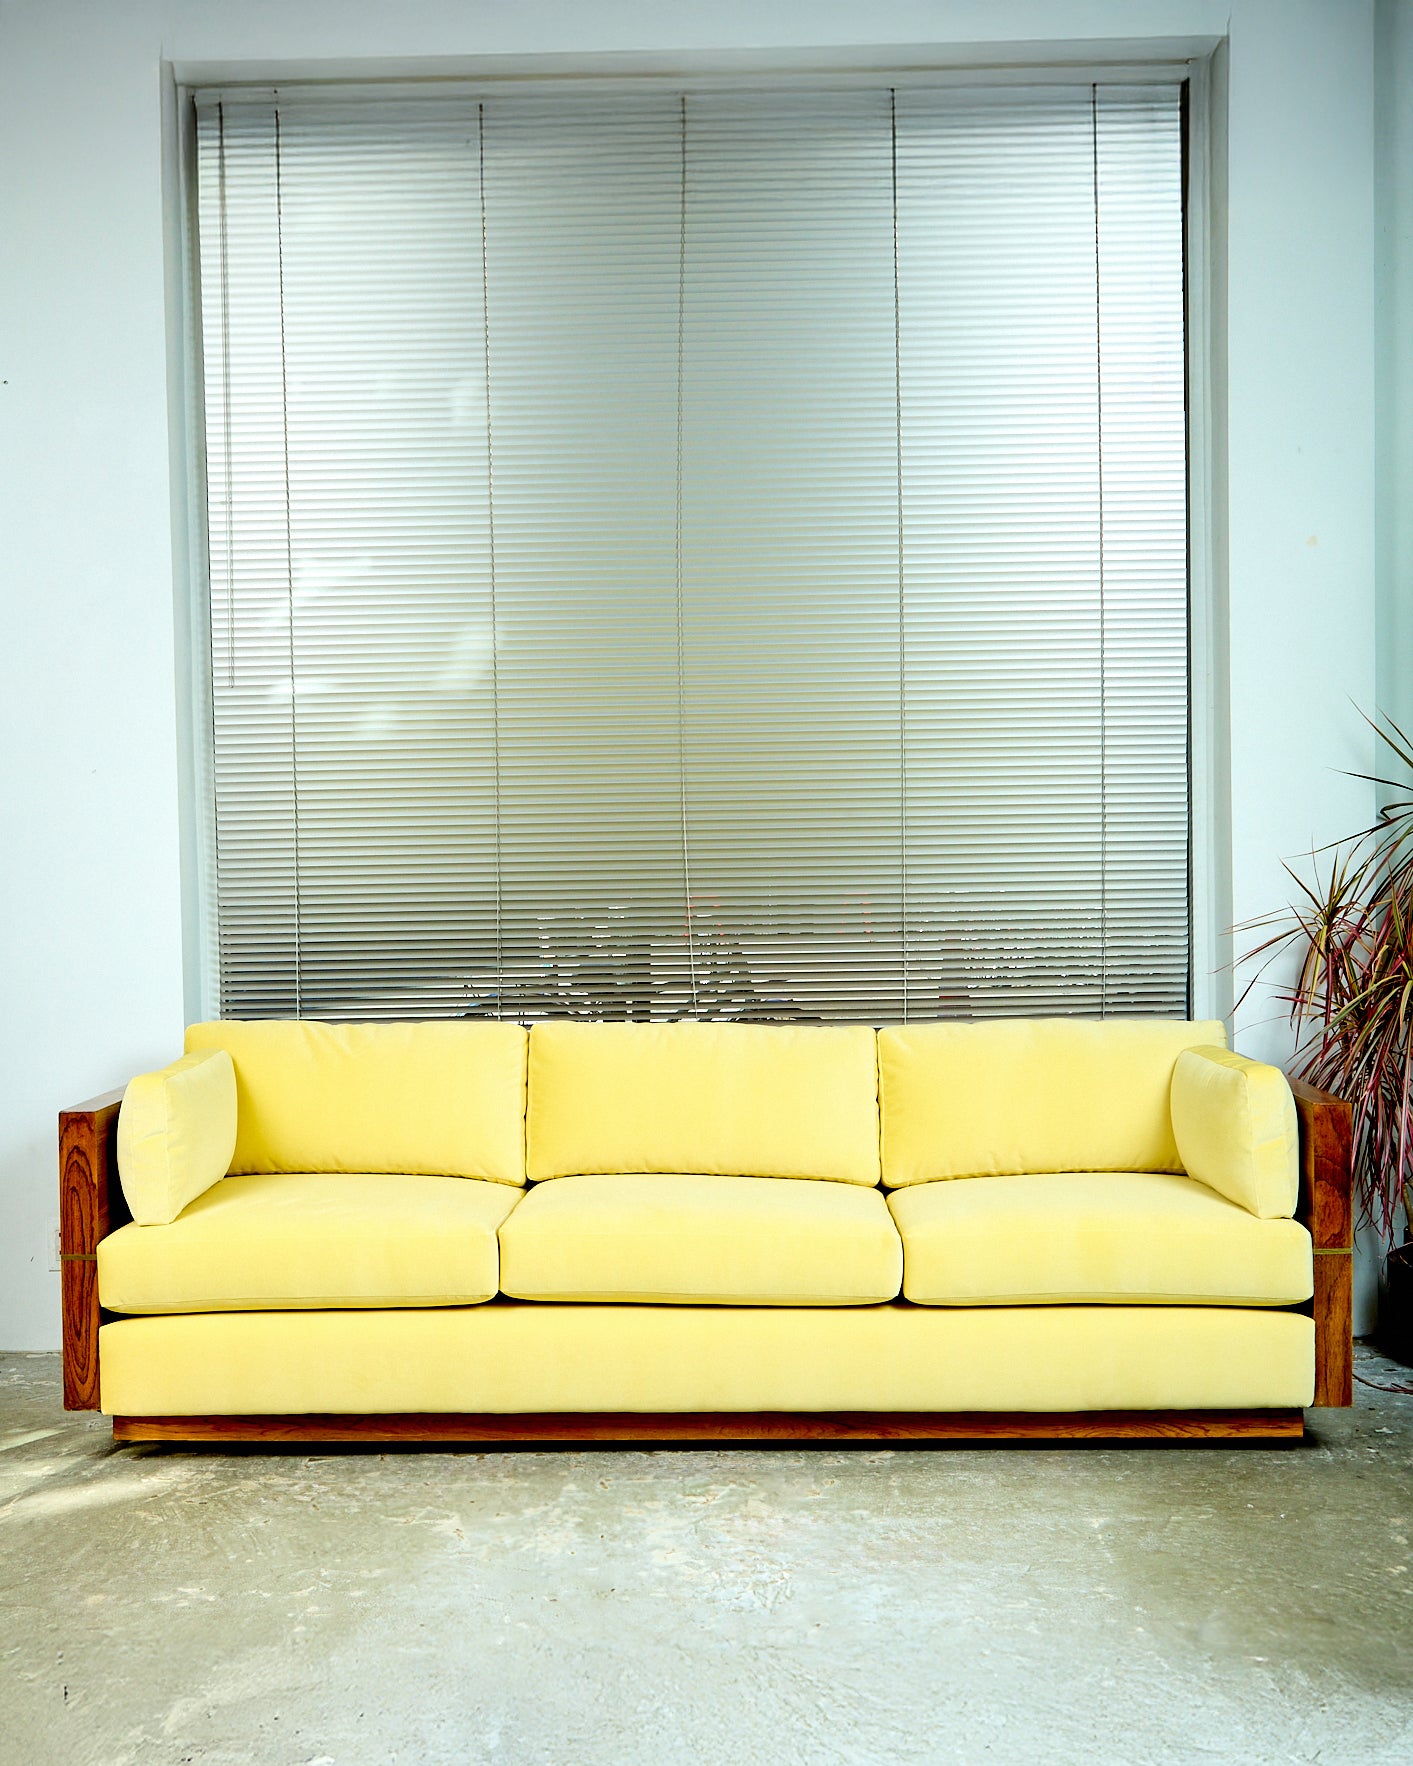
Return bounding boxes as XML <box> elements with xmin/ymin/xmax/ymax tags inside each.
<box><xmin>888</xmin><ymin>1171</ymin><xmax>1313</xmax><ymax>1306</ymax></box>
<box><xmin>498</xmin><ymin>1173</ymin><xmax>903</xmax><ymax>1304</ymax></box>
<box><xmin>98</xmin><ymin>1173</ymin><xmax>522</xmax><ymax>1314</ymax></box>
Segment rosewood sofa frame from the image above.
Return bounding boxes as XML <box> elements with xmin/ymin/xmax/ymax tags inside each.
<box><xmin>59</xmin><ymin>1077</ymin><xmax>1354</xmax><ymax>1445</ymax></box>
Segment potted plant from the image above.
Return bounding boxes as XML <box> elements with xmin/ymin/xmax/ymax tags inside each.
<box><xmin>1245</xmin><ymin>712</ymin><xmax>1413</xmax><ymax>1364</ymax></box>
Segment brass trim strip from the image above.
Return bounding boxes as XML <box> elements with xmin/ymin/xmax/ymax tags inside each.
<box><xmin>1312</xmin><ymin>1245</ymin><xmax>1353</xmax><ymax>1255</ymax></box>
<box><xmin>59</xmin><ymin>1252</ymin><xmax>97</xmax><ymax>1263</ymax></box>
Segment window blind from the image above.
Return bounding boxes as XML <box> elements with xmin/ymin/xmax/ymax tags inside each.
<box><xmin>194</xmin><ymin>81</ymin><xmax>1188</xmax><ymax>1023</ymax></box>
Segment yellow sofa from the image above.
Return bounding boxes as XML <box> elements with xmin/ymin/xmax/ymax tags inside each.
<box><xmin>58</xmin><ymin>1018</ymin><xmax>1354</xmax><ymax>1444</ymax></box>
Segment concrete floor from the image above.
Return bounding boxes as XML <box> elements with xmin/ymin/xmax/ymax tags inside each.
<box><xmin>1</xmin><ymin>1354</ymin><xmax>1411</xmax><ymax>1766</ymax></box>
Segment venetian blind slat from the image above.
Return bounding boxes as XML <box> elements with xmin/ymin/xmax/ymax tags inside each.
<box><xmin>194</xmin><ymin>81</ymin><xmax>1189</xmax><ymax>1024</ymax></box>
<box><xmin>480</xmin><ymin>96</ymin><xmax>687</xmax><ymax>1019</ymax></box>
<box><xmin>676</xmin><ymin>91</ymin><xmax>903</xmax><ymax>1021</ymax></box>
<box><xmin>1093</xmin><ymin>87</ymin><xmax>1190</xmax><ymax>1014</ymax></box>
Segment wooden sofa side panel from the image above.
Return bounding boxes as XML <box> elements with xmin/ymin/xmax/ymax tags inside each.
<box><xmin>1290</xmin><ymin>1076</ymin><xmax>1354</xmax><ymax>1407</ymax></box>
<box><xmin>59</xmin><ymin>1089</ymin><xmax>127</xmax><ymax>1410</ymax></box>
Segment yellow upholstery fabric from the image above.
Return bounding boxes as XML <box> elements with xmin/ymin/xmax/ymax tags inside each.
<box><xmin>98</xmin><ymin>1303</ymin><xmax>1315</xmax><ymax>1415</ymax></box>
<box><xmin>116</xmin><ymin>1050</ymin><xmax>237</xmax><ymax>1226</ymax></box>
<box><xmin>184</xmin><ymin>1020</ymin><xmax>528</xmax><ymax>1185</ymax></box>
<box><xmin>98</xmin><ymin>1173</ymin><xmax>520</xmax><ymax>1312</ymax></box>
<box><xmin>527</xmin><ymin>1021</ymin><xmax>881</xmax><ymax>1185</ymax></box>
<box><xmin>879</xmin><ymin>1018</ymin><xmax>1228</xmax><ymax>1187</ymax></box>
<box><xmin>1170</xmin><ymin>1047</ymin><xmax>1300</xmax><ymax>1220</ymax></box>
<box><xmin>888</xmin><ymin>1171</ymin><xmax>1312</xmax><ymax>1306</ymax></box>
<box><xmin>499</xmin><ymin>1173</ymin><xmax>902</xmax><ymax>1304</ymax></box>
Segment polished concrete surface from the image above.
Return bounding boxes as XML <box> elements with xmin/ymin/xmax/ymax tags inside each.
<box><xmin>1</xmin><ymin>1349</ymin><xmax>1411</xmax><ymax>1766</ymax></box>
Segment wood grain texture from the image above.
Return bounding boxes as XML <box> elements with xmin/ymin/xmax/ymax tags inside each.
<box><xmin>1291</xmin><ymin>1077</ymin><xmax>1354</xmax><ymax>1250</ymax></box>
<box><xmin>1312</xmin><ymin>1253</ymin><xmax>1354</xmax><ymax>1407</ymax></box>
<box><xmin>1291</xmin><ymin>1076</ymin><xmax>1355</xmax><ymax>1409</ymax></box>
<box><xmin>58</xmin><ymin>1089</ymin><xmax>126</xmax><ymax>1411</ymax></box>
<box><xmin>111</xmin><ymin>1409</ymin><xmax>1306</xmax><ymax>1446</ymax></box>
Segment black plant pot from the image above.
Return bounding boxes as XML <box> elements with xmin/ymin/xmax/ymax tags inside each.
<box><xmin>1382</xmin><ymin>1243</ymin><xmax>1413</xmax><ymax>1368</ymax></box>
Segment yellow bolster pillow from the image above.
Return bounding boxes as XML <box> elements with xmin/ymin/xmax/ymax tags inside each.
<box><xmin>1169</xmin><ymin>1046</ymin><xmax>1299</xmax><ymax>1219</ymax></box>
<box><xmin>117</xmin><ymin>1049</ymin><xmax>237</xmax><ymax>1226</ymax></box>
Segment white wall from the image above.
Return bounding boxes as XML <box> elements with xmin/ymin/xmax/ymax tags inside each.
<box><xmin>1225</xmin><ymin>0</ymin><xmax>1377</xmax><ymax>1069</ymax></box>
<box><xmin>1375</xmin><ymin>0</ymin><xmax>1413</xmax><ymax>1284</ymax></box>
<box><xmin>1377</xmin><ymin>0</ymin><xmax>1413</xmax><ymax>742</ymax></box>
<box><xmin>0</xmin><ymin>0</ymin><xmax>1379</xmax><ymax>1347</ymax></box>
<box><xmin>1</xmin><ymin>4</ymin><xmax>187</xmax><ymax>1354</ymax></box>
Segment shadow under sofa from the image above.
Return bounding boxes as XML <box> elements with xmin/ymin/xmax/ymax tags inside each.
<box><xmin>59</xmin><ymin>1018</ymin><xmax>1353</xmax><ymax>1444</ymax></box>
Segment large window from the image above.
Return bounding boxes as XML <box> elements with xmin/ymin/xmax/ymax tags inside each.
<box><xmin>193</xmin><ymin>80</ymin><xmax>1189</xmax><ymax>1023</ymax></box>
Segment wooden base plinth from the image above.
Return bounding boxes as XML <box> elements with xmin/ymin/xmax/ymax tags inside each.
<box><xmin>111</xmin><ymin>1408</ymin><xmax>1306</xmax><ymax>1446</ymax></box>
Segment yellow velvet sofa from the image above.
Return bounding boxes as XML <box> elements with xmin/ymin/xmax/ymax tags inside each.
<box><xmin>58</xmin><ymin>1018</ymin><xmax>1354</xmax><ymax>1445</ymax></box>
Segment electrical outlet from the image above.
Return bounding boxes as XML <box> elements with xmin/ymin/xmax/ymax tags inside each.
<box><xmin>48</xmin><ymin>1223</ymin><xmax>61</xmax><ymax>1274</ymax></box>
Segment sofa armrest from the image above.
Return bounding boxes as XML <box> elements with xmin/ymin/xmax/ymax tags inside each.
<box><xmin>59</xmin><ymin>1088</ymin><xmax>129</xmax><ymax>1410</ymax></box>
<box><xmin>1290</xmin><ymin>1076</ymin><xmax>1353</xmax><ymax>1407</ymax></box>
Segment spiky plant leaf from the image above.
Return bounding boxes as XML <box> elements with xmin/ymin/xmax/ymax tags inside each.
<box><xmin>1244</xmin><ymin>714</ymin><xmax>1413</xmax><ymax>1238</ymax></box>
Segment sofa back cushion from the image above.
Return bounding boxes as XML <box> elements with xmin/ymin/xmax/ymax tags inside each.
<box><xmin>184</xmin><ymin>1020</ymin><xmax>528</xmax><ymax>1185</ymax></box>
<box><xmin>527</xmin><ymin>1022</ymin><xmax>882</xmax><ymax>1184</ymax></box>
<box><xmin>878</xmin><ymin>1018</ymin><xmax>1227</xmax><ymax>1187</ymax></box>
<box><xmin>118</xmin><ymin>1048</ymin><xmax>238</xmax><ymax>1225</ymax></box>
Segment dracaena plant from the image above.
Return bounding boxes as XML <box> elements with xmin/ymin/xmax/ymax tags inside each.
<box><xmin>1243</xmin><ymin>713</ymin><xmax>1413</xmax><ymax>1241</ymax></box>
